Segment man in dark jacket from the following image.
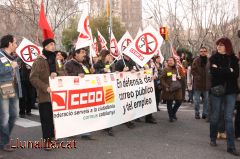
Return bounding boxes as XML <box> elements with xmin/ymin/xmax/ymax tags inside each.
<box><xmin>30</xmin><ymin>38</ymin><xmax>57</xmax><ymax>150</ymax></box>
<box><xmin>18</xmin><ymin>58</ymin><xmax>36</xmax><ymax>118</ymax></box>
<box><xmin>64</xmin><ymin>47</ymin><xmax>95</xmax><ymax>140</ymax></box>
<box><xmin>192</xmin><ymin>47</ymin><xmax>210</xmax><ymax>119</ymax></box>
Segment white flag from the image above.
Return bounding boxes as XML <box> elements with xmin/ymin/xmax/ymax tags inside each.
<box><xmin>117</xmin><ymin>31</ymin><xmax>133</xmax><ymax>53</ymax></box>
<box><xmin>90</xmin><ymin>37</ymin><xmax>98</xmax><ymax>57</ymax></box>
<box><xmin>123</xmin><ymin>25</ymin><xmax>163</xmax><ymax>67</ymax></box>
<box><xmin>16</xmin><ymin>38</ymin><xmax>42</xmax><ymax>66</ymax></box>
<box><xmin>110</xmin><ymin>30</ymin><xmax>120</xmax><ymax>58</ymax></box>
<box><xmin>76</xmin><ymin>10</ymin><xmax>92</xmax><ymax>50</ymax></box>
<box><xmin>97</xmin><ymin>30</ymin><xmax>108</xmax><ymax>50</ymax></box>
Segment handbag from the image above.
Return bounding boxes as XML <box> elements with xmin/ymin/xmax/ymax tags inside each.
<box><xmin>169</xmin><ymin>80</ymin><xmax>182</xmax><ymax>92</ymax></box>
<box><xmin>169</xmin><ymin>67</ymin><xmax>182</xmax><ymax>92</ymax></box>
<box><xmin>210</xmin><ymin>85</ymin><xmax>225</xmax><ymax>96</ymax></box>
<box><xmin>0</xmin><ymin>81</ymin><xmax>16</xmax><ymax>99</ymax></box>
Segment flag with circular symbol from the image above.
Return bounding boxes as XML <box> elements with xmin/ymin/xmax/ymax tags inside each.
<box><xmin>110</xmin><ymin>30</ymin><xmax>120</xmax><ymax>58</ymax></box>
<box><xmin>16</xmin><ymin>38</ymin><xmax>42</xmax><ymax>66</ymax></box>
<box><xmin>117</xmin><ymin>31</ymin><xmax>133</xmax><ymax>53</ymax></box>
<box><xmin>123</xmin><ymin>25</ymin><xmax>163</xmax><ymax>67</ymax></box>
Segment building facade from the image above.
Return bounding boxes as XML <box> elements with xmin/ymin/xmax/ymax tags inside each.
<box><xmin>90</xmin><ymin>0</ymin><xmax>142</xmax><ymax>37</ymax></box>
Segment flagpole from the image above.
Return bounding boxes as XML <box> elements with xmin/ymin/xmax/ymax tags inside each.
<box><xmin>109</xmin><ymin>0</ymin><xmax>112</xmax><ymax>45</ymax></box>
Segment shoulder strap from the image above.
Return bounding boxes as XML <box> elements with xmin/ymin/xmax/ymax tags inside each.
<box><xmin>0</xmin><ymin>49</ymin><xmax>12</xmax><ymax>63</ymax></box>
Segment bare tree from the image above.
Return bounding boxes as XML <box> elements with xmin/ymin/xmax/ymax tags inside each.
<box><xmin>0</xmin><ymin>0</ymin><xmax>86</xmax><ymax>48</ymax></box>
<box><xmin>145</xmin><ymin>0</ymin><xmax>238</xmax><ymax>56</ymax></box>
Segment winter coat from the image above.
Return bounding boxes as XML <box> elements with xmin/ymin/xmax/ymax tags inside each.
<box><xmin>30</xmin><ymin>55</ymin><xmax>51</xmax><ymax>103</ymax></box>
<box><xmin>209</xmin><ymin>53</ymin><xmax>239</xmax><ymax>95</ymax></box>
<box><xmin>191</xmin><ymin>56</ymin><xmax>211</xmax><ymax>91</ymax></box>
<box><xmin>160</xmin><ymin>66</ymin><xmax>184</xmax><ymax>100</ymax></box>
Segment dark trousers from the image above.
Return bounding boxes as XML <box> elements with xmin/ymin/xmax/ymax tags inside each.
<box><xmin>155</xmin><ymin>87</ymin><xmax>161</xmax><ymax>110</ymax></box>
<box><xmin>38</xmin><ymin>102</ymin><xmax>55</xmax><ymax>140</ymax></box>
<box><xmin>19</xmin><ymin>81</ymin><xmax>36</xmax><ymax>115</ymax></box>
<box><xmin>235</xmin><ymin>102</ymin><xmax>240</xmax><ymax>138</ymax></box>
<box><xmin>166</xmin><ymin>100</ymin><xmax>182</xmax><ymax>119</ymax></box>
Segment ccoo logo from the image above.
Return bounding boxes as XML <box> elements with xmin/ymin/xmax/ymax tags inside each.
<box><xmin>51</xmin><ymin>91</ymin><xmax>67</xmax><ymax>111</ymax></box>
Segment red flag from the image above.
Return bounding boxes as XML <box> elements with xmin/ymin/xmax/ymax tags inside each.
<box><xmin>38</xmin><ymin>0</ymin><xmax>54</xmax><ymax>39</ymax></box>
<box><xmin>171</xmin><ymin>44</ymin><xmax>183</xmax><ymax>68</ymax></box>
<box><xmin>171</xmin><ymin>44</ymin><xmax>186</xmax><ymax>75</ymax></box>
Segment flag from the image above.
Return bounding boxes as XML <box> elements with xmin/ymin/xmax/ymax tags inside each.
<box><xmin>76</xmin><ymin>10</ymin><xmax>92</xmax><ymax>50</ymax></box>
<box><xmin>110</xmin><ymin>30</ymin><xmax>120</xmax><ymax>58</ymax></box>
<box><xmin>16</xmin><ymin>38</ymin><xmax>43</xmax><ymax>66</ymax></box>
<box><xmin>38</xmin><ymin>0</ymin><xmax>54</xmax><ymax>39</ymax></box>
<box><xmin>170</xmin><ymin>44</ymin><xmax>182</xmax><ymax>67</ymax></box>
<box><xmin>117</xmin><ymin>30</ymin><xmax>133</xmax><ymax>53</ymax></box>
<box><xmin>171</xmin><ymin>44</ymin><xmax>186</xmax><ymax>75</ymax></box>
<box><xmin>122</xmin><ymin>25</ymin><xmax>163</xmax><ymax>67</ymax></box>
<box><xmin>97</xmin><ymin>30</ymin><xmax>108</xmax><ymax>50</ymax></box>
<box><xmin>90</xmin><ymin>37</ymin><xmax>99</xmax><ymax>57</ymax></box>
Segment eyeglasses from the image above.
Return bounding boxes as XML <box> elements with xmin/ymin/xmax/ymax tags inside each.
<box><xmin>200</xmin><ymin>50</ymin><xmax>207</xmax><ymax>52</ymax></box>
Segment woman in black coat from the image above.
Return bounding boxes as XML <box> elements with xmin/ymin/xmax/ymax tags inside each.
<box><xmin>209</xmin><ymin>37</ymin><xmax>239</xmax><ymax>156</ymax></box>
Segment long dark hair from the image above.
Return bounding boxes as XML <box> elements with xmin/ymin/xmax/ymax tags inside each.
<box><xmin>216</xmin><ymin>37</ymin><xmax>234</xmax><ymax>55</ymax></box>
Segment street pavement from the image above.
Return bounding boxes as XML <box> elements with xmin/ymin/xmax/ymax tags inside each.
<box><xmin>1</xmin><ymin>102</ymin><xmax>240</xmax><ymax>159</ymax></box>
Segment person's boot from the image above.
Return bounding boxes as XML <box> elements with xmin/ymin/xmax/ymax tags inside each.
<box><xmin>210</xmin><ymin>140</ymin><xmax>217</xmax><ymax>147</ymax></box>
<box><xmin>195</xmin><ymin>114</ymin><xmax>200</xmax><ymax>119</ymax></box>
<box><xmin>173</xmin><ymin>114</ymin><xmax>178</xmax><ymax>120</ymax></box>
<box><xmin>125</xmin><ymin>122</ymin><xmax>135</xmax><ymax>129</ymax></box>
<box><xmin>227</xmin><ymin>148</ymin><xmax>239</xmax><ymax>156</ymax></box>
<box><xmin>107</xmin><ymin>128</ymin><xmax>114</xmax><ymax>136</ymax></box>
<box><xmin>145</xmin><ymin>117</ymin><xmax>157</xmax><ymax>124</ymax></box>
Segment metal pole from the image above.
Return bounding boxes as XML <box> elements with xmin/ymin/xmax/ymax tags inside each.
<box><xmin>109</xmin><ymin>0</ymin><xmax>112</xmax><ymax>45</ymax></box>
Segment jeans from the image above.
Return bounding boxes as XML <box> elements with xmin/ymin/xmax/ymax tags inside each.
<box><xmin>0</xmin><ymin>96</ymin><xmax>18</xmax><ymax>148</ymax></box>
<box><xmin>194</xmin><ymin>90</ymin><xmax>209</xmax><ymax>116</ymax></box>
<box><xmin>210</xmin><ymin>94</ymin><xmax>236</xmax><ymax>149</ymax></box>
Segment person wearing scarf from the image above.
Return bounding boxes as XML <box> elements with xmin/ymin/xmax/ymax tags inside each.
<box><xmin>191</xmin><ymin>47</ymin><xmax>211</xmax><ymax>120</ymax></box>
<box><xmin>30</xmin><ymin>38</ymin><xmax>57</xmax><ymax>151</ymax></box>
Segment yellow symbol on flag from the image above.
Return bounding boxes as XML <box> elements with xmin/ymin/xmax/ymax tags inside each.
<box><xmin>103</xmin><ymin>86</ymin><xmax>115</xmax><ymax>104</ymax></box>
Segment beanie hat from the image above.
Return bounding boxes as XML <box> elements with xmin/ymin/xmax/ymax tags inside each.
<box><xmin>42</xmin><ymin>38</ymin><xmax>55</xmax><ymax>48</ymax></box>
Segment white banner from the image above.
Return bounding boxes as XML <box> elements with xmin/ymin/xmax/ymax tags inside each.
<box><xmin>16</xmin><ymin>38</ymin><xmax>42</xmax><ymax>66</ymax></box>
<box><xmin>50</xmin><ymin>70</ymin><xmax>156</xmax><ymax>139</ymax></box>
<box><xmin>123</xmin><ymin>25</ymin><xmax>163</xmax><ymax>67</ymax></box>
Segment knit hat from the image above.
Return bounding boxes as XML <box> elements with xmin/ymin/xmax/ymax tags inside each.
<box><xmin>42</xmin><ymin>38</ymin><xmax>55</xmax><ymax>48</ymax></box>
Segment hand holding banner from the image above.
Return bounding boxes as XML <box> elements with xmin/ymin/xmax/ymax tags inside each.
<box><xmin>49</xmin><ymin>70</ymin><xmax>156</xmax><ymax>139</ymax></box>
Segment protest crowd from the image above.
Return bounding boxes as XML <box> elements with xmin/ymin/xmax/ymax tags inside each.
<box><xmin>0</xmin><ymin>1</ymin><xmax>240</xmax><ymax>159</ymax></box>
